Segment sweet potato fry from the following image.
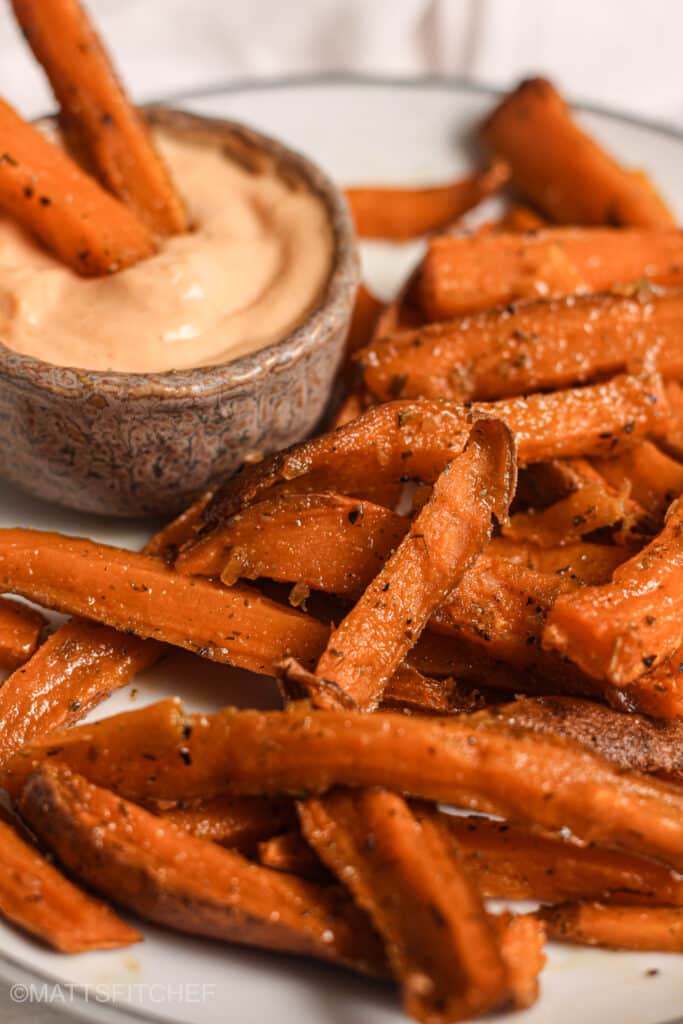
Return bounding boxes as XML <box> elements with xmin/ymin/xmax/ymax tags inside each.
<box><xmin>0</xmin><ymin>813</ymin><xmax>140</xmax><ymax>952</ymax></box>
<box><xmin>0</xmin><ymin>493</ymin><xmax>209</xmax><ymax>767</ymax></box>
<box><xmin>0</xmin><ymin>596</ymin><xmax>45</xmax><ymax>671</ymax></box>
<box><xmin>346</xmin><ymin>283</ymin><xmax>384</xmax><ymax>356</ymax></box>
<box><xmin>0</xmin><ymin>529</ymin><xmax>329</xmax><ymax>674</ymax></box>
<box><xmin>484</xmin><ymin>696</ymin><xmax>683</xmax><ymax>780</ymax></box>
<box><xmin>493</xmin><ymin>913</ymin><xmax>545</xmax><ymax>1010</ymax></box>
<box><xmin>380</xmin><ymin>665</ymin><xmax>482</xmax><ymax>716</ymax></box>
<box><xmin>259</xmin><ymin>831</ymin><xmax>328</xmax><ymax>882</ymax></box>
<box><xmin>314</xmin><ymin>419</ymin><xmax>516</xmax><ymax>708</ymax></box>
<box><xmin>299</xmin><ymin>789</ymin><xmax>510</xmax><ymax>1022</ymax></box>
<box><xmin>153</xmin><ymin>794</ymin><xmax>297</xmax><ymax>851</ymax></box>
<box><xmin>12</xmin><ymin>0</ymin><xmax>187</xmax><ymax>236</ymax></box>
<box><xmin>424</xmin><ymin>812</ymin><xmax>683</xmax><ymax>905</ymax></box>
<box><xmin>489</xmin><ymin>537</ymin><xmax>629</xmax><ymax>585</ymax></box>
<box><xmin>544</xmin><ymin>498</ymin><xmax>683</xmax><ymax>683</ymax></box>
<box><xmin>593</xmin><ymin>441</ymin><xmax>683</xmax><ymax>518</ymax></box>
<box><xmin>183</xmin><ymin>493</ymin><xmax>407</xmax><ymax>595</ymax></box>
<box><xmin>619</xmin><ymin>654</ymin><xmax>683</xmax><ymax>719</ymax></box>
<box><xmin>656</xmin><ymin>381</ymin><xmax>683</xmax><ymax>461</ymax></box>
<box><xmin>14</xmin><ymin>700</ymin><xmax>683</xmax><ymax>872</ymax></box>
<box><xmin>346</xmin><ymin>160</ymin><xmax>510</xmax><ymax>240</ymax></box>
<box><xmin>539</xmin><ymin>902</ymin><xmax>683</xmax><ymax>952</ymax></box>
<box><xmin>361</xmin><ymin>289</ymin><xmax>683</xmax><ymax>403</ymax></box>
<box><xmin>482</xmin><ymin>78</ymin><xmax>674</xmax><ymax>227</ymax></box>
<box><xmin>498</xmin><ymin>205</ymin><xmax>547</xmax><ymax>232</ymax></box>
<box><xmin>502</xmin><ymin>481</ymin><xmax>630</xmax><ymax>548</ymax></box>
<box><xmin>420</xmin><ymin>230</ymin><xmax>683</xmax><ymax>320</ymax></box>
<box><xmin>19</xmin><ymin>765</ymin><xmax>387</xmax><ymax>976</ymax></box>
<box><xmin>0</xmin><ymin>97</ymin><xmax>154</xmax><ymax>274</ymax></box>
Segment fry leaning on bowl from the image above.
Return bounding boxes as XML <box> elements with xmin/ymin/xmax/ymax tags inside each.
<box><xmin>0</xmin><ymin>0</ymin><xmax>357</xmax><ymax>518</ymax></box>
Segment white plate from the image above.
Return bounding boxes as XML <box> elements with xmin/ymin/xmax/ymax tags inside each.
<box><xmin>1</xmin><ymin>77</ymin><xmax>683</xmax><ymax>1024</ymax></box>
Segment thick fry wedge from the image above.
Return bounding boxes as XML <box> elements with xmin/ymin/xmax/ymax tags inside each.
<box><xmin>539</xmin><ymin>902</ymin><xmax>683</xmax><ymax>952</ymax></box>
<box><xmin>13</xmin><ymin>701</ymin><xmax>683</xmax><ymax>872</ymax></box>
<box><xmin>0</xmin><ymin>529</ymin><xmax>329</xmax><ymax>674</ymax></box>
<box><xmin>482</xmin><ymin>78</ymin><xmax>674</xmax><ymax>227</ymax></box>
<box><xmin>300</xmin><ymin>789</ymin><xmax>510</xmax><ymax>1022</ymax></box>
<box><xmin>12</xmin><ymin>0</ymin><xmax>187</xmax><ymax>236</ymax></box>
<box><xmin>0</xmin><ymin>493</ymin><xmax>209</xmax><ymax>767</ymax></box>
<box><xmin>346</xmin><ymin>160</ymin><xmax>510</xmax><ymax>240</ymax></box>
<box><xmin>425</xmin><ymin>812</ymin><xmax>683</xmax><ymax>905</ymax></box>
<box><xmin>0</xmin><ymin>813</ymin><xmax>140</xmax><ymax>952</ymax></box>
<box><xmin>544</xmin><ymin>499</ymin><xmax>683</xmax><ymax>683</ymax></box>
<box><xmin>0</xmin><ymin>97</ymin><xmax>154</xmax><ymax>274</ymax></box>
<box><xmin>420</xmin><ymin>230</ymin><xmax>683</xmax><ymax>320</ymax></box>
<box><xmin>314</xmin><ymin>419</ymin><xmax>516</xmax><ymax>708</ymax></box>
<box><xmin>361</xmin><ymin>289</ymin><xmax>683</xmax><ymax>403</ymax></box>
<box><xmin>19</xmin><ymin>765</ymin><xmax>387</xmax><ymax>976</ymax></box>
<box><xmin>0</xmin><ymin>596</ymin><xmax>45</xmax><ymax>670</ymax></box>
<box><xmin>502</xmin><ymin>481</ymin><xmax>630</xmax><ymax>548</ymax></box>
<box><xmin>593</xmin><ymin>441</ymin><xmax>683</xmax><ymax>518</ymax></box>
<box><xmin>493</xmin><ymin>913</ymin><xmax>545</xmax><ymax>1010</ymax></box>
<box><xmin>153</xmin><ymin>794</ymin><xmax>296</xmax><ymax>851</ymax></box>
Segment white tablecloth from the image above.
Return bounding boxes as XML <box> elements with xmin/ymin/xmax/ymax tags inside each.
<box><xmin>0</xmin><ymin>1</ymin><xmax>679</xmax><ymax>1020</ymax></box>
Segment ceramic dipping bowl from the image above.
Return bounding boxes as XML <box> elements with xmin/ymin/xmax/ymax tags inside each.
<box><xmin>0</xmin><ymin>107</ymin><xmax>358</xmax><ymax>518</ymax></box>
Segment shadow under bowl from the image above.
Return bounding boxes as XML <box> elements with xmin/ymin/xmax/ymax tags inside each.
<box><xmin>0</xmin><ymin>106</ymin><xmax>358</xmax><ymax>518</ymax></box>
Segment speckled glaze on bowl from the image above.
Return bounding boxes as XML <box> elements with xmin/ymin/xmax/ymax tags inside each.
<box><xmin>0</xmin><ymin>106</ymin><xmax>358</xmax><ymax>518</ymax></box>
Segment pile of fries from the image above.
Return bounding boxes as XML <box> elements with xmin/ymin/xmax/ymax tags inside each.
<box><xmin>2</xmin><ymin>45</ymin><xmax>683</xmax><ymax>1024</ymax></box>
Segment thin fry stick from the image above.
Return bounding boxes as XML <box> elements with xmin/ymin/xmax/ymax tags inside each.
<box><xmin>544</xmin><ymin>498</ymin><xmax>683</xmax><ymax>683</ymax></box>
<box><xmin>498</xmin><ymin>205</ymin><xmax>547</xmax><ymax>232</ymax></box>
<box><xmin>482</xmin><ymin>78</ymin><xmax>675</xmax><ymax>227</ymax></box>
<box><xmin>620</xmin><ymin>654</ymin><xmax>683</xmax><ymax>719</ymax></box>
<box><xmin>0</xmin><ymin>597</ymin><xmax>45</xmax><ymax>670</ymax></box>
<box><xmin>314</xmin><ymin>419</ymin><xmax>516</xmax><ymax>708</ymax></box>
<box><xmin>493</xmin><ymin>913</ymin><xmax>545</xmax><ymax>1010</ymax></box>
<box><xmin>19</xmin><ymin>765</ymin><xmax>387</xmax><ymax>976</ymax></box>
<box><xmin>593</xmin><ymin>441</ymin><xmax>683</xmax><ymax>518</ymax></box>
<box><xmin>299</xmin><ymin>789</ymin><xmax>510</xmax><ymax>1022</ymax></box>
<box><xmin>12</xmin><ymin>0</ymin><xmax>187</xmax><ymax>236</ymax></box>
<box><xmin>539</xmin><ymin>902</ymin><xmax>683</xmax><ymax>952</ymax></box>
<box><xmin>656</xmin><ymin>381</ymin><xmax>683</xmax><ymax>461</ymax></box>
<box><xmin>0</xmin><ymin>529</ymin><xmax>329</xmax><ymax>675</ymax></box>
<box><xmin>0</xmin><ymin>492</ymin><xmax>209</xmax><ymax>768</ymax></box>
<box><xmin>153</xmin><ymin>794</ymin><xmax>297</xmax><ymax>851</ymax></box>
<box><xmin>489</xmin><ymin>537</ymin><xmax>629</xmax><ymax>585</ymax></box>
<box><xmin>346</xmin><ymin>283</ymin><xmax>385</xmax><ymax>357</ymax></box>
<box><xmin>346</xmin><ymin>160</ymin><xmax>510</xmax><ymax>240</ymax></box>
<box><xmin>502</xmin><ymin>481</ymin><xmax>631</xmax><ymax>548</ymax></box>
<box><xmin>420</xmin><ymin>229</ymin><xmax>683</xmax><ymax>320</ymax></box>
<box><xmin>0</xmin><ymin>813</ymin><xmax>140</xmax><ymax>952</ymax></box>
<box><xmin>361</xmin><ymin>289</ymin><xmax>683</xmax><ymax>403</ymax></box>
<box><xmin>13</xmin><ymin>701</ymin><xmax>683</xmax><ymax>872</ymax></box>
<box><xmin>0</xmin><ymin>97</ymin><xmax>154</xmax><ymax>274</ymax></box>
<box><xmin>424</xmin><ymin>812</ymin><xmax>683</xmax><ymax>905</ymax></box>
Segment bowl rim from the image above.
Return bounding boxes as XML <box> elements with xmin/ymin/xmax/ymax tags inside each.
<box><xmin>0</xmin><ymin>105</ymin><xmax>357</xmax><ymax>400</ymax></box>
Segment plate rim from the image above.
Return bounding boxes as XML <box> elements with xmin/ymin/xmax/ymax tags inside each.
<box><xmin>2</xmin><ymin>73</ymin><xmax>683</xmax><ymax>1024</ymax></box>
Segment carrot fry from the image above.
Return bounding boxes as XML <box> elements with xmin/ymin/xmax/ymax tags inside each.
<box><xmin>0</xmin><ymin>492</ymin><xmax>209</xmax><ymax>768</ymax></box>
<box><xmin>539</xmin><ymin>902</ymin><xmax>683</xmax><ymax>952</ymax></box>
<box><xmin>489</xmin><ymin>537</ymin><xmax>629</xmax><ymax>585</ymax></box>
<box><xmin>19</xmin><ymin>765</ymin><xmax>387</xmax><ymax>976</ymax></box>
<box><xmin>12</xmin><ymin>0</ymin><xmax>187</xmax><ymax>236</ymax></box>
<box><xmin>299</xmin><ymin>789</ymin><xmax>510</xmax><ymax>1022</ymax></box>
<box><xmin>484</xmin><ymin>696</ymin><xmax>683</xmax><ymax>780</ymax></box>
<box><xmin>259</xmin><ymin>831</ymin><xmax>328</xmax><ymax>882</ymax></box>
<box><xmin>502</xmin><ymin>481</ymin><xmax>630</xmax><ymax>548</ymax></box>
<box><xmin>346</xmin><ymin>160</ymin><xmax>510</xmax><ymax>240</ymax></box>
<box><xmin>592</xmin><ymin>441</ymin><xmax>683</xmax><ymax>518</ymax></box>
<box><xmin>656</xmin><ymin>381</ymin><xmax>683</xmax><ymax>461</ymax></box>
<box><xmin>361</xmin><ymin>289</ymin><xmax>683</xmax><ymax>403</ymax></box>
<box><xmin>0</xmin><ymin>528</ymin><xmax>329</xmax><ymax>674</ymax></box>
<box><xmin>0</xmin><ymin>596</ymin><xmax>45</xmax><ymax>670</ymax></box>
<box><xmin>314</xmin><ymin>419</ymin><xmax>516</xmax><ymax>708</ymax></box>
<box><xmin>544</xmin><ymin>498</ymin><xmax>683</xmax><ymax>683</ymax></box>
<box><xmin>493</xmin><ymin>913</ymin><xmax>545</xmax><ymax>1010</ymax></box>
<box><xmin>0</xmin><ymin>97</ymin><xmax>154</xmax><ymax>274</ymax></box>
<box><xmin>420</xmin><ymin>229</ymin><xmax>683</xmax><ymax>320</ymax></box>
<box><xmin>424</xmin><ymin>812</ymin><xmax>683</xmax><ymax>905</ymax></box>
<box><xmin>482</xmin><ymin>78</ymin><xmax>674</xmax><ymax>227</ymax></box>
<box><xmin>13</xmin><ymin>700</ymin><xmax>683</xmax><ymax>872</ymax></box>
<box><xmin>0</xmin><ymin>813</ymin><xmax>140</xmax><ymax>952</ymax></box>
<box><xmin>153</xmin><ymin>794</ymin><xmax>297</xmax><ymax>851</ymax></box>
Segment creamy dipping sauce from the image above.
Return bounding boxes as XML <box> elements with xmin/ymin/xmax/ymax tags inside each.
<box><xmin>0</xmin><ymin>131</ymin><xmax>334</xmax><ymax>372</ymax></box>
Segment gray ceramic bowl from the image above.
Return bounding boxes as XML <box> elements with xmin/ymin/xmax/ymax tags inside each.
<box><xmin>0</xmin><ymin>107</ymin><xmax>358</xmax><ymax>518</ymax></box>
